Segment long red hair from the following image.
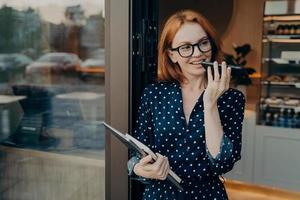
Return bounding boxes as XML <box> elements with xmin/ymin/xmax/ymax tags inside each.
<box><xmin>157</xmin><ymin>10</ymin><xmax>223</xmax><ymax>83</ymax></box>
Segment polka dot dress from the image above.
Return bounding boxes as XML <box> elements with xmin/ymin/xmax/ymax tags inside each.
<box><xmin>130</xmin><ymin>81</ymin><xmax>245</xmax><ymax>200</ymax></box>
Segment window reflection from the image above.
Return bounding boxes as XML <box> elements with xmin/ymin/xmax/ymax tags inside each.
<box><xmin>0</xmin><ymin>1</ymin><xmax>105</xmax><ymax>149</ymax></box>
<box><xmin>0</xmin><ymin>1</ymin><xmax>105</xmax><ymax>199</ymax></box>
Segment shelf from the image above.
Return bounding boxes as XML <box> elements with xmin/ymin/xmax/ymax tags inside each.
<box><xmin>263</xmin><ymin>58</ymin><xmax>300</xmax><ymax>65</ymax></box>
<box><xmin>263</xmin><ymin>38</ymin><xmax>300</xmax><ymax>43</ymax></box>
<box><xmin>263</xmin><ymin>58</ymin><xmax>288</xmax><ymax>64</ymax></box>
<box><xmin>260</xmin><ymin>6</ymin><xmax>300</xmax><ymax>128</ymax></box>
<box><xmin>261</xmin><ymin>81</ymin><xmax>300</xmax><ymax>88</ymax></box>
<box><xmin>262</xmin><ymin>103</ymin><xmax>300</xmax><ymax>110</ymax></box>
<box><xmin>264</xmin><ymin>15</ymin><xmax>300</xmax><ymax>22</ymax></box>
<box><xmin>263</xmin><ymin>35</ymin><xmax>300</xmax><ymax>39</ymax></box>
<box><xmin>259</xmin><ymin>2</ymin><xmax>300</xmax><ymax>129</ymax></box>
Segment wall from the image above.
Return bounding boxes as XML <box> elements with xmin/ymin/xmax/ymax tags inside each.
<box><xmin>222</xmin><ymin>0</ymin><xmax>266</xmax><ymax>102</ymax></box>
<box><xmin>159</xmin><ymin>0</ymin><xmax>234</xmax><ymax>36</ymax></box>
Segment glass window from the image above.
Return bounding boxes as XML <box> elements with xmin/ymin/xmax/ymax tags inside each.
<box><xmin>0</xmin><ymin>1</ymin><xmax>105</xmax><ymax>199</ymax></box>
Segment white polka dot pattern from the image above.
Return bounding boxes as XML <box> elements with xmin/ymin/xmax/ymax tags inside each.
<box><xmin>129</xmin><ymin>82</ymin><xmax>245</xmax><ymax>200</ymax></box>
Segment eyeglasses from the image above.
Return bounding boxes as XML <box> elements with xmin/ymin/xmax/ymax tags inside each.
<box><xmin>169</xmin><ymin>37</ymin><xmax>212</xmax><ymax>58</ymax></box>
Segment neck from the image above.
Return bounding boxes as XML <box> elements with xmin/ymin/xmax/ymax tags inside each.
<box><xmin>181</xmin><ymin>74</ymin><xmax>207</xmax><ymax>91</ymax></box>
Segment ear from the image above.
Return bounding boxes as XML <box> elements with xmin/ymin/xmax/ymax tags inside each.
<box><xmin>167</xmin><ymin>50</ymin><xmax>178</xmax><ymax>64</ymax></box>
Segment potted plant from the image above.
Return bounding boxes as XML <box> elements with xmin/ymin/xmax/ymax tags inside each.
<box><xmin>224</xmin><ymin>43</ymin><xmax>256</xmax><ymax>96</ymax></box>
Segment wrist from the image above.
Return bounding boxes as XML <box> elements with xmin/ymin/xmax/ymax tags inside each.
<box><xmin>204</xmin><ymin>102</ymin><xmax>218</xmax><ymax>111</ymax></box>
<box><xmin>133</xmin><ymin>163</ymin><xmax>140</xmax><ymax>176</ymax></box>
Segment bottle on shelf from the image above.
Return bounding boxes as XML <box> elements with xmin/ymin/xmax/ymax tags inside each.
<box><xmin>286</xmin><ymin>109</ymin><xmax>293</xmax><ymax>128</ymax></box>
<box><xmin>283</xmin><ymin>24</ymin><xmax>290</xmax><ymax>35</ymax></box>
<box><xmin>265</xmin><ymin>112</ymin><xmax>273</xmax><ymax>126</ymax></box>
<box><xmin>260</xmin><ymin>103</ymin><xmax>268</xmax><ymax>125</ymax></box>
<box><xmin>273</xmin><ymin>113</ymin><xmax>280</xmax><ymax>127</ymax></box>
<box><xmin>276</xmin><ymin>25</ymin><xmax>284</xmax><ymax>34</ymax></box>
<box><xmin>295</xmin><ymin>111</ymin><xmax>300</xmax><ymax>128</ymax></box>
<box><xmin>290</xmin><ymin>109</ymin><xmax>297</xmax><ymax>128</ymax></box>
<box><xmin>290</xmin><ymin>24</ymin><xmax>297</xmax><ymax>35</ymax></box>
<box><xmin>268</xmin><ymin>23</ymin><xmax>276</xmax><ymax>35</ymax></box>
<box><xmin>297</xmin><ymin>25</ymin><xmax>300</xmax><ymax>35</ymax></box>
<box><xmin>273</xmin><ymin>24</ymin><xmax>300</xmax><ymax>35</ymax></box>
<box><xmin>278</xmin><ymin>108</ymin><xmax>286</xmax><ymax>127</ymax></box>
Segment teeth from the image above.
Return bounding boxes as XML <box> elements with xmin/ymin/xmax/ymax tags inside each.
<box><xmin>191</xmin><ymin>61</ymin><xmax>203</xmax><ymax>64</ymax></box>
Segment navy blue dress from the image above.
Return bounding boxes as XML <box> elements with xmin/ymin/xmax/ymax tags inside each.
<box><xmin>128</xmin><ymin>81</ymin><xmax>245</xmax><ymax>200</ymax></box>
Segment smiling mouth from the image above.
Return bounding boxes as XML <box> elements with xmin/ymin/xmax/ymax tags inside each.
<box><xmin>190</xmin><ymin>60</ymin><xmax>206</xmax><ymax>65</ymax></box>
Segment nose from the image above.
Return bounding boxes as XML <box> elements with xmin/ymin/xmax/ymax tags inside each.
<box><xmin>192</xmin><ymin>45</ymin><xmax>203</xmax><ymax>57</ymax></box>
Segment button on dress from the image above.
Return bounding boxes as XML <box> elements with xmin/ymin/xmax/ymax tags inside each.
<box><xmin>129</xmin><ymin>81</ymin><xmax>245</xmax><ymax>200</ymax></box>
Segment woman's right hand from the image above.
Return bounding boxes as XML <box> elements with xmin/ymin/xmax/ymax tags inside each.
<box><xmin>133</xmin><ymin>153</ymin><xmax>170</xmax><ymax>180</ymax></box>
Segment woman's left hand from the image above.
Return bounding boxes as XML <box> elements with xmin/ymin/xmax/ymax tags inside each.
<box><xmin>203</xmin><ymin>61</ymin><xmax>231</xmax><ymax>109</ymax></box>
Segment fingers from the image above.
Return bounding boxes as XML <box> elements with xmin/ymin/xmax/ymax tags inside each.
<box><xmin>220</xmin><ymin>61</ymin><xmax>227</xmax><ymax>84</ymax></box>
<box><xmin>213</xmin><ymin>61</ymin><xmax>220</xmax><ymax>81</ymax></box>
<box><xmin>207</xmin><ymin>66</ymin><xmax>213</xmax><ymax>83</ymax></box>
<box><xmin>154</xmin><ymin>153</ymin><xmax>164</xmax><ymax>166</ymax></box>
<box><xmin>226</xmin><ymin>67</ymin><xmax>231</xmax><ymax>89</ymax></box>
<box><xmin>208</xmin><ymin>61</ymin><xmax>230</xmax><ymax>91</ymax></box>
<box><xmin>134</xmin><ymin>155</ymin><xmax>153</xmax><ymax>177</ymax></box>
<box><xmin>154</xmin><ymin>153</ymin><xmax>165</xmax><ymax>172</ymax></box>
<box><xmin>156</xmin><ymin>156</ymin><xmax>169</xmax><ymax>180</ymax></box>
<box><xmin>143</xmin><ymin>153</ymin><xmax>163</xmax><ymax>171</ymax></box>
<box><xmin>145</xmin><ymin>153</ymin><xmax>170</xmax><ymax>180</ymax></box>
<box><xmin>161</xmin><ymin>157</ymin><xmax>170</xmax><ymax>180</ymax></box>
<box><xmin>219</xmin><ymin>61</ymin><xmax>227</xmax><ymax>92</ymax></box>
<box><xmin>135</xmin><ymin>153</ymin><xmax>170</xmax><ymax>180</ymax></box>
<box><xmin>139</xmin><ymin>154</ymin><xmax>153</xmax><ymax>166</ymax></box>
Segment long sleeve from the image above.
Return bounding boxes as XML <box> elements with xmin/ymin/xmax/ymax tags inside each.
<box><xmin>134</xmin><ymin>87</ymin><xmax>154</xmax><ymax>147</ymax></box>
<box><xmin>206</xmin><ymin>90</ymin><xmax>245</xmax><ymax>176</ymax></box>
<box><xmin>127</xmin><ymin>86</ymin><xmax>154</xmax><ymax>184</ymax></box>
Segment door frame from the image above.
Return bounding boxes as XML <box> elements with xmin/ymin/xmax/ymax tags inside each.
<box><xmin>105</xmin><ymin>0</ymin><xmax>130</xmax><ymax>199</ymax></box>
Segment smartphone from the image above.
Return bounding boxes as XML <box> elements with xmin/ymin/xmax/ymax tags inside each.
<box><xmin>200</xmin><ymin>61</ymin><xmax>244</xmax><ymax>77</ymax></box>
<box><xmin>200</xmin><ymin>61</ymin><xmax>242</xmax><ymax>70</ymax></box>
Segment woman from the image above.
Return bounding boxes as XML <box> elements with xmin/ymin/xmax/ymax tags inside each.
<box><xmin>128</xmin><ymin>10</ymin><xmax>245</xmax><ymax>199</ymax></box>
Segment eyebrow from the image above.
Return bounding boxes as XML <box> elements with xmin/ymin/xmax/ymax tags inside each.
<box><xmin>177</xmin><ymin>36</ymin><xmax>209</xmax><ymax>46</ymax></box>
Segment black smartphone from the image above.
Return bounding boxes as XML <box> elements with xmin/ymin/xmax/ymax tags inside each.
<box><xmin>200</xmin><ymin>61</ymin><xmax>242</xmax><ymax>70</ymax></box>
<box><xmin>200</xmin><ymin>61</ymin><xmax>244</xmax><ymax>77</ymax></box>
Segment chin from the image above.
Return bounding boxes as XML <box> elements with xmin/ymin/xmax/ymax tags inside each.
<box><xmin>188</xmin><ymin>69</ymin><xmax>206</xmax><ymax>77</ymax></box>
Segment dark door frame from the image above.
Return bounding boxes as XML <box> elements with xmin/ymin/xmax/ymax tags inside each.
<box><xmin>128</xmin><ymin>0</ymin><xmax>158</xmax><ymax>199</ymax></box>
<box><xmin>105</xmin><ymin>0</ymin><xmax>158</xmax><ymax>199</ymax></box>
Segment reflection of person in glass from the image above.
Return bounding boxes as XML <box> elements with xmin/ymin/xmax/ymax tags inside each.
<box><xmin>128</xmin><ymin>10</ymin><xmax>245</xmax><ymax>199</ymax></box>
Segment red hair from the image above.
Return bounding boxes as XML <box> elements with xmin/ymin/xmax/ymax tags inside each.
<box><xmin>157</xmin><ymin>10</ymin><xmax>223</xmax><ymax>83</ymax></box>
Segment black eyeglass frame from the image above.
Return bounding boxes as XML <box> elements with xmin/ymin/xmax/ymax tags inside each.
<box><xmin>169</xmin><ymin>37</ymin><xmax>212</xmax><ymax>58</ymax></box>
